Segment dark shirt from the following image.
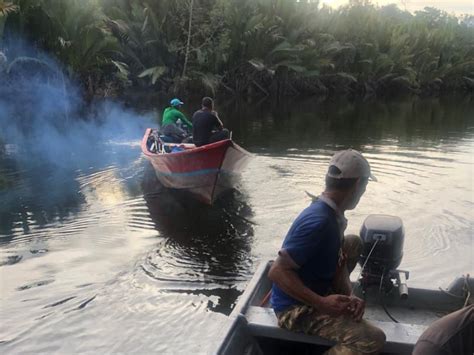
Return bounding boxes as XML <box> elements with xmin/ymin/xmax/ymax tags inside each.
<box><xmin>192</xmin><ymin>109</ymin><xmax>220</xmax><ymax>147</ymax></box>
<box><xmin>271</xmin><ymin>200</ymin><xmax>342</xmax><ymax>313</ymax></box>
<box><xmin>413</xmin><ymin>304</ymin><xmax>474</xmax><ymax>355</ymax></box>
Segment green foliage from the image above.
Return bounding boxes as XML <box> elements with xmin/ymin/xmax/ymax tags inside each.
<box><xmin>3</xmin><ymin>0</ymin><xmax>119</xmax><ymax>95</ymax></box>
<box><xmin>0</xmin><ymin>1</ymin><xmax>18</xmax><ymax>16</ymax></box>
<box><xmin>2</xmin><ymin>0</ymin><xmax>474</xmax><ymax>97</ymax></box>
<box><xmin>0</xmin><ymin>1</ymin><xmax>18</xmax><ymax>39</ymax></box>
<box><xmin>138</xmin><ymin>66</ymin><xmax>167</xmax><ymax>84</ymax></box>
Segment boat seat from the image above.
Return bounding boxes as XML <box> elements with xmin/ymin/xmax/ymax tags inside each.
<box><xmin>245</xmin><ymin>306</ymin><xmax>427</xmax><ymax>354</ymax></box>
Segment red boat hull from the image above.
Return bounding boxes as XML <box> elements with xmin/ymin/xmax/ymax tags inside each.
<box><xmin>141</xmin><ymin>128</ymin><xmax>251</xmax><ymax>204</ymax></box>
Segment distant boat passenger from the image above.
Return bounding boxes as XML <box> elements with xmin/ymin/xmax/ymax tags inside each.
<box><xmin>192</xmin><ymin>97</ymin><xmax>229</xmax><ymax>147</ymax></box>
<box><xmin>161</xmin><ymin>98</ymin><xmax>193</xmax><ymax>143</ymax></box>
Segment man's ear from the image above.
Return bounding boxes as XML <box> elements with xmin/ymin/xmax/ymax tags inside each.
<box><xmin>348</xmin><ymin>178</ymin><xmax>360</xmax><ymax>193</ymax></box>
<box><xmin>356</xmin><ymin>177</ymin><xmax>367</xmax><ymax>188</ymax></box>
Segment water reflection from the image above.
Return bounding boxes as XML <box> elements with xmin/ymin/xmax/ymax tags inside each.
<box><xmin>141</xmin><ymin>165</ymin><xmax>254</xmax><ymax>313</ymax></box>
<box><xmin>0</xmin><ymin>156</ymin><xmax>86</xmax><ymax>245</ymax></box>
<box><xmin>0</xmin><ymin>96</ymin><xmax>472</xmax><ymax>353</ymax></box>
<box><xmin>0</xmin><ymin>140</ymin><xmax>146</xmax><ymax>271</ymax></box>
<box><xmin>222</xmin><ymin>96</ymin><xmax>474</xmax><ymax>151</ymax></box>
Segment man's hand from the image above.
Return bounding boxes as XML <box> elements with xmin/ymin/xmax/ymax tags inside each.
<box><xmin>347</xmin><ymin>296</ymin><xmax>365</xmax><ymax>321</ymax></box>
<box><xmin>212</xmin><ymin>111</ymin><xmax>224</xmax><ymax>127</ymax></box>
<box><xmin>317</xmin><ymin>294</ymin><xmax>352</xmax><ymax>316</ymax></box>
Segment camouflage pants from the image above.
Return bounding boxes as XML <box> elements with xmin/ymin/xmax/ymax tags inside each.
<box><xmin>277</xmin><ymin>305</ymin><xmax>385</xmax><ymax>355</ymax></box>
<box><xmin>276</xmin><ymin>235</ymin><xmax>386</xmax><ymax>355</ymax></box>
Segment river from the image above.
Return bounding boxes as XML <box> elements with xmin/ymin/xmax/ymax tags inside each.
<box><xmin>0</xmin><ymin>96</ymin><xmax>473</xmax><ymax>353</ymax></box>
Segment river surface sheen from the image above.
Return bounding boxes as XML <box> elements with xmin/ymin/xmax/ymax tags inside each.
<box><xmin>1</xmin><ymin>97</ymin><xmax>473</xmax><ymax>353</ymax></box>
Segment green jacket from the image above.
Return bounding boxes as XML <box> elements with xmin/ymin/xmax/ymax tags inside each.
<box><xmin>162</xmin><ymin>107</ymin><xmax>193</xmax><ymax>129</ymax></box>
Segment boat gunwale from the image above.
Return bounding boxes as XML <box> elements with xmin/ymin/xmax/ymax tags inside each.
<box><xmin>219</xmin><ymin>260</ymin><xmax>471</xmax><ymax>354</ymax></box>
<box><xmin>141</xmin><ymin>127</ymin><xmax>252</xmax><ymax>204</ymax></box>
<box><xmin>236</xmin><ymin>260</ymin><xmax>469</xmax><ymax>312</ymax></box>
<box><xmin>141</xmin><ymin>128</ymin><xmax>252</xmax><ymax>159</ymax></box>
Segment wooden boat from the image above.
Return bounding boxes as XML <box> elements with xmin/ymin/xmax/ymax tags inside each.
<box><xmin>214</xmin><ymin>261</ymin><xmax>473</xmax><ymax>355</ymax></box>
<box><xmin>141</xmin><ymin>128</ymin><xmax>251</xmax><ymax>205</ymax></box>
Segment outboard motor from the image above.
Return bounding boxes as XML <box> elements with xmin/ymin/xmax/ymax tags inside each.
<box><xmin>359</xmin><ymin>214</ymin><xmax>409</xmax><ymax>299</ymax></box>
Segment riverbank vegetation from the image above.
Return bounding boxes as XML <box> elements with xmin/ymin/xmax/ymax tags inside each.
<box><xmin>1</xmin><ymin>0</ymin><xmax>473</xmax><ymax>99</ymax></box>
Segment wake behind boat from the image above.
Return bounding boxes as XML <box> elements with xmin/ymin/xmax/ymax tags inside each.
<box><xmin>141</xmin><ymin>128</ymin><xmax>251</xmax><ymax>205</ymax></box>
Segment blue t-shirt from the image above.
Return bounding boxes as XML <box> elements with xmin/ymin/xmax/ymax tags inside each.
<box><xmin>271</xmin><ymin>200</ymin><xmax>342</xmax><ymax>312</ymax></box>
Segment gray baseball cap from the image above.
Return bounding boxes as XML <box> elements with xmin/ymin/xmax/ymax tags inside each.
<box><xmin>327</xmin><ymin>149</ymin><xmax>377</xmax><ymax>181</ymax></box>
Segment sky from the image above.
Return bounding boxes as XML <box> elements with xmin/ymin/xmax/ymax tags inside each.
<box><xmin>320</xmin><ymin>0</ymin><xmax>474</xmax><ymax>15</ymax></box>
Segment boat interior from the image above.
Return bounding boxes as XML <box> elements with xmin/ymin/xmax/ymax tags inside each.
<box><xmin>218</xmin><ymin>261</ymin><xmax>471</xmax><ymax>355</ymax></box>
<box><xmin>216</xmin><ymin>214</ymin><xmax>473</xmax><ymax>354</ymax></box>
<box><xmin>146</xmin><ymin>129</ymin><xmax>195</xmax><ymax>154</ymax></box>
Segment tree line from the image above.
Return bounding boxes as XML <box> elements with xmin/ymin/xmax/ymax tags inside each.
<box><xmin>1</xmin><ymin>0</ymin><xmax>473</xmax><ymax>99</ymax></box>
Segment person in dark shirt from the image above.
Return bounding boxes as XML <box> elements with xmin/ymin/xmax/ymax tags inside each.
<box><xmin>192</xmin><ymin>97</ymin><xmax>229</xmax><ymax>147</ymax></box>
<box><xmin>413</xmin><ymin>304</ymin><xmax>473</xmax><ymax>355</ymax></box>
<box><xmin>269</xmin><ymin>149</ymin><xmax>386</xmax><ymax>355</ymax></box>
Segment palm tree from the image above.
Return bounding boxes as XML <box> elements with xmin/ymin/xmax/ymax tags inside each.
<box><xmin>0</xmin><ymin>1</ymin><xmax>18</xmax><ymax>40</ymax></box>
<box><xmin>104</xmin><ymin>0</ymin><xmax>177</xmax><ymax>87</ymax></box>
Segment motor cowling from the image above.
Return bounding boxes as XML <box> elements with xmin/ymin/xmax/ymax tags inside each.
<box><xmin>358</xmin><ymin>215</ymin><xmax>408</xmax><ymax>297</ymax></box>
<box><xmin>359</xmin><ymin>214</ymin><xmax>405</xmax><ymax>272</ymax></box>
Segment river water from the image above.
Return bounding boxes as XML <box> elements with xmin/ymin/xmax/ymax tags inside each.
<box><xmin>0</xmin><ymin>97</ymin><xmax>473</xmax><ymax>353</ymax></box>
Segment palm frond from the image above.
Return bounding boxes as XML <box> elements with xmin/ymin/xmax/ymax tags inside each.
<box><xmin>0</xmin><ymin>2</ymin><xmax>18</xmax><ymax>16</ymax></box>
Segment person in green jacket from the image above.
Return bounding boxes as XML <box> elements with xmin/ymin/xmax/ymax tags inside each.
<box><xmin>162</xmin><ymin>98</ymin><xmax>193</xmax><ymax>130</ymax></box>
<box><xmin>161</xmin><ymin>98</ymin><xmax>193</xmax><ymax>143</ymax></box>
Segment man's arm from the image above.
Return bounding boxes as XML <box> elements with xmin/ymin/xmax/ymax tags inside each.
<box><xmin>332</xmin><ymin>254</ymin><xmax>366</xmax><ymax>321</ymax></box>
<box><xmin>332</xmin><ymin>254</ymin><xmax>352</xmax><ymax>296</ymax></box>
<box><xmin>176</xmin><ymin>110</ymin><xmax>193</xmax><ymax>128</ymax></box>
<box><xmin>212</xmin><ymin>111</ymin><xmax>224</xmax><ymax>128</ymax></box>
<box><xmin>268</xmin><ymin>250</ymin><xmax>352</xmax><ymax>316</ymax></box>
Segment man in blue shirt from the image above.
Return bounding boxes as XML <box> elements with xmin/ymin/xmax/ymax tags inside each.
<box><xmin>269</xmin><ymin>149</ymin><xmax>386</xmax><ymax>355</ymax></box>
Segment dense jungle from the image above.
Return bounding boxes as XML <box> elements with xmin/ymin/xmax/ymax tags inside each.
<box><xmin>1</xmin><ymin>0</ymin><xmax>473</xmax><ymax>100</ymax></box>
<box><xmin>1</xmin><ymin>1</ymin><xmax>474</xmax><ymax>353</ymax></box>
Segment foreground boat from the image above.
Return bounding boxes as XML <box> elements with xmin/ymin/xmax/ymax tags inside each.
<box><xmin>141</xmin><ymin>128</ymin><xmax>251</xmax><ymax>204</ymax></box>
<box><xmin>214</xmin><ymin>214</ymin><xmax>473</xmax><ymax>355</ymax></box>
<box><xmin>215</xmin><ymin>262</ymin><xmax>472</xmax><ymax>355</ymax></box>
